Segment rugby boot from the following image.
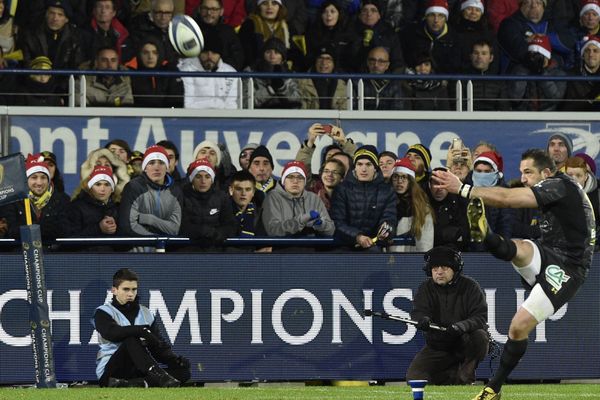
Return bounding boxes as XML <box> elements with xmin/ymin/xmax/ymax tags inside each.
<box><xmin>471</xmin><ymin>386</ymin><xmax>501</xmax><ymax>400</ymax></box>
<box><xmin>107</xmin><ymin>377</ymin><xmax>148</xmax><ymax>388</ymax></box>
<box><xmin>146</xmin><ymin>365</ymin><xmax>181</xmax><ymax>387</ymax></box>
<box><xmin>467</xmin><ymin>197</ymin><xmax>488</xmax><ymax>243</ymax></box>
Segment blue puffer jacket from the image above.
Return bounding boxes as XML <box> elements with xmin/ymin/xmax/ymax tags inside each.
<box><xmin>330</xmin><ymin>171</ymin><xmax>397</xmax><ymax>245</ymax></box>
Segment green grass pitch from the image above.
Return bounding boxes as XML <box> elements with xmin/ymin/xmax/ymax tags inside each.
<box><xmin>0</xmin><ymin>384</ymin><xmax>598</xmax><ymax>400</ymax></box>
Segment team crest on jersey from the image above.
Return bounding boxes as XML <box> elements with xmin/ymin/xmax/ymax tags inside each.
<box><xmin>545</xmin><ymin>265</ymin><xmax>570</xmax><ymax>292</ymax></box>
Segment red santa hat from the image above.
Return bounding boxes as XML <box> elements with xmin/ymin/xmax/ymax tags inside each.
<box><xmin>474</xmin><ymin>151</ymin><xmax>504</xmax><ymax>173</ymax></box>
<box><xmin>281</xmin><ymin>160</ymin><xmax>307</xmax><ymax>183</ymax></box>
<box><xmin>141</xmin><ymin>145</ymin><xmax>170</xmax><ymax>171</ymax></box>
<box><xmin>425</xmin><ymin>0</ymin><xmax>449</xmax><ymax>18</ymax></box>
<box><xmin>25</xmin><ymin>154</ymin><xmax>50</xmax><ymax>178</ymax></box>
<box><xmin>187</xmin><ymin>158</ymin><xmax>216</xmax><ymax>182</ymax></box>
<box><xmin>528</xmin><ymin>34</ymin><xmax>552</xmax><ymax>60</ymax></box>
<box><xmin>581</xmin><ymin>35</ymin><xmax>600</xmax><ymax>55</ymax></box>
<box><xmin>392</xmin><ymin>157</ymin><xmax>416</xmax><ymax>178</ymax></box>
<box><xmin>580</xmin><ymin>0</ymin><xmax>600</xmax><ymax>16</ymax></box>
<box><xmin>461</xmin><ymin>0</ymin><xmax>484</xmax><ymax>12</ymax></box>
<box><xmin>87</xmin><ymin>165</ymin><xmax>115</xmax><ymax>191</ymax></box>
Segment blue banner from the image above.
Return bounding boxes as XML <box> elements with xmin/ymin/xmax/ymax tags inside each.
<box><xmin>0</xmin><ymin>153</ymin><xmax>27</xmax><ymax>206</ymax></box>
<box><xmin>1</xmin><ymin>253</ymin><xmax>598</xmax><ymax>384</ymax></box>
<box><xmin>8</xmin><ymin>116</ymin><xmax>600</xmax><ymax>194</ymax></box>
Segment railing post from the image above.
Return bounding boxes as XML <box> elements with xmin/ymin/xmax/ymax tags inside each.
<box><xmin>346</xmin><ymin>79</ymin><xmax>353</xmax><ymax>111</ymax></box>
<box><xmin>455</xmin><ymin>80</ymin><xmax>462</xmax><ymax>112</ymax></box>
<box><xmin>79</xmin><ymin>75</ymin><xmax>87</xmax><ymax>108</ymax></box>
<box><xmin>248</xmin><ymin>77</ymin><xmax>254</xmax><ymax>110</ymax></box>
<box><xmin>237</xmin><ymin>77</ymin><xmax>243</xmax><ymax>110</ymax></box>
<box><xmin>466</xmin><ymin>80</ymin><xmax>474</xmax><ymax>112</ymax></box>
<box><xmin>358</xmin><ymin>79</ymin><xmax>364</xmax><ymax>111</ymax></box>
<box><xmin>68</xmin><ymin>75</ymin><xmax>75</xmax><ymax>107</ymax></box>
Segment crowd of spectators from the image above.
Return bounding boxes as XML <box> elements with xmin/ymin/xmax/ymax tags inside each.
<box><xmin>0</xmin><ymin>127</ymin><xmax>597</xmax><ymax>254</ymax></box>
<box><xmin>2</xmin><ymin>0</ymin><xmax>600</xmax><ymax>110</ymax></box>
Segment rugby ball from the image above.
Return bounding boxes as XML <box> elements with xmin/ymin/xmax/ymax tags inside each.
<box><xmin>168</xmin><ymin>15</ymin><xmax>204</xmax><ymax>58</ymax></box>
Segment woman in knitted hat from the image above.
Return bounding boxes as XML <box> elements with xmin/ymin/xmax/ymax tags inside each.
<box><xmin>4</xmin><ymin>154</ymin><xmax>70</xmax><ymax>247</ymax></box>
<box><xmin>68</xmin><ymin>165</ymin><xmax>121</xmax><ymax>251</ymax></box>
<box><xmin>388</xmin><ymin>158</ymin><xmax>434</xmax><ymax>252</ymax></box>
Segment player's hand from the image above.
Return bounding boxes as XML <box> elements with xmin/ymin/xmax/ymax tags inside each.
<box><xmin>446</xmin><ymin>323</ymin><xmax>464</xmax><ymax>337</ymax></box>
<box><xmin>431</xmin><ymin>169</ymin><xmax>462</xmax><ymax>195</ymax></box>
<box><xmin>416</xmin><ymin>317</ymin><xmax>432</xmax><ymax>331</ymax></box>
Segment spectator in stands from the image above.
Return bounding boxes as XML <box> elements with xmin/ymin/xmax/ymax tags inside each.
<box><xmin>126</xmin><ymin>38</ymin><xmax>184</xmax><ymax>108</ymax></box>
<box><xmin>507</xmin><ymin>34</ymin><xmax>567</xmax><ymax>111</ymax></box>
<box><xmin>83</xmin><ymin>46</ymin><xmax>134</xmax><ymax>107</ymax></box>
<box><xmin>245</xmin><ymin>0</ymin><xmax>307</xmax><ymax>37</ymax></box>
<box><xmin>298</xmin><ymin>44</ymin><xmax>348</xmax><ymax>110</ymax></box>
<box><xmin>40</xmin><ymin>150</ymin><xmax>66</xmax><ymax>194</ymax></box>
<box><xmin>330</xmin><ymin>145</ymin><xmax>397</xmax><ymax>251</ymax></box>
<box><xmin>546</xmin><ymin>132</ymin><xmax>572</xmax><ymax>171</ymax></box>
<box><xmin>295</xmin><ymin>123</ymin><xmax>356</xmax><ymax>189</ymax></box>
<box><xmin>445</xmin><ymin>138</ymin><xmax>472</xmax><ymax>182</ymax></box>
<box><xmin>351</xmin><ymin>0</ymin><xmax>404</xmax><ymax>73</ymax></box>
<box><xmin>248</xmin><ymin>145</ymin><xmax>277</xmax><ymax>204</ymax></box>
<box><xmin>462</xmin><ymin>40</ymin><xmax>510</xmax><ymax>111</ymax></box>
<box><xmin>76</xmin><ymin>147</ymin><xmax>131</xmax><ymax>201</ymax></box>
<box><xmin>94</xmin><ymin>268</ymin><xmax>190</xmax><ymax>388</ymax></box>
<box><xmin>472</xmin><ymin>140</ymin><xmax>496</xmax><ymax>160</ymax></box>
<box><xmin>262</xmin><ymin>160</ymin><xmax>335</xmax><ymax>240</ymax></box>
<box><xmin>385</xmin><ymin>0</ymin><xmax>417</xmax><ymax>30</ymax></box>
<box><xmin>305</xmin><ymin>0</ymin><xmax>356</xmax><ymax>73</ymax></box>
<box><xmin>128</xmin><ymin>150</ymin><xmax>144</xmax><ymax>177</ymax></box>
<box><xmin>407</xmin><ymin>246</ymin><xmax>489</xmax><ymax>385</ymax></box>
<box><xmin>486</xmin><ymin>0</ymin><xmax>518</xmax><ymax>33</ymax></box>
<box><xmin>81</xmin><ymin>0</ymin><xmax>130</xmax><ymax>63</ymax></box>
<box><xmin>238</xmin><ymin>143</ymin><xmax>259</xmax><ymax>170</ymax></box>
<box><xmin>193</xmin><ymin>0</ymin><xmax>244</xmax><ymax>70</ymax></box>
<box><xmin>179</xmin><ymin>27</ymin><xmax>238</xmax><ymax>109</ymax></box>
<box><xmin>357</xmin><ymin>46</ymin><xmax>405</xmax><ymax>110</ymax></box>
<box><xmin>118</xmin><ymin>145</ymin><xmax>183</xmax><ymax>239</ymax></box>
<box><xmin>497</xmin><ymin>0</ymin><xmax>575</xmax><ymax>73</ymax></box>
<box><xmin>245</xmin><ymin>38</ymin><xmax>302</xmax><ymax>109</ymax></box>
<box><xmin>238</xmin><ymin>0</ymin><xmax>297</xmax><ymax>70</ymax></box>
<box><xmin>401</xmin><ymin>0</ymin><xmax>461</xmax><ymax>74</ymax></box>
<box><xmin>331</xmin><ymin>151</ymin><xmax>353</xmax><ymax>177</ymax></box>
<box><xmin>312</xmin><ymin>157</ymin><xmax>346</xmax><ymax>209</ymax></box>
<box><xmin>193</xmin><ymin>139</ymin><xmax>235</xmax><ymax>187</ymax></box>
<box><xmin>388</xmin><ymin>158</ymin><xmax>435</xmax><ymax>252</ymax></box>
<box><xmin>469</xmin><ymin>151</ymin><xmax>515</xmax><ymax>251</ymax></box>
<box><xmin>0</xmin><ymin>47</ymin><xmax>17</xmax><ymax>105</ymax></box>
<box><xmin>127</xmin><ymin>0</ymin><xmax>179</xmax><ymax>65</ymax></box>
<box><xmin>427</xmin><ymin>167</ymin><xmax>470</xmax><ymax>250</ymax></box>
<box><xmin>68</xmin><ymin>165</ymin><xmax>120</xmax><ymax>248</ymax></box>
<box><xmin>188</xmin><ymin>0</ymin><xmax>247</xmax><ymax>28</ymax></box>
<box><xmin>451</xmin><ymin>0</ymin><xmax>497</xmax><ymax>72</ymax></box>
<box><xmin>156</xmin><ymin>140</ymin><xmax>183</xmax><ymax>181</ymax></box>
<box><xmin>562</xmin><ymin>35</ymin><xmax>600</xmax><ymax>111</ymax></box>
<box><xmin>18</xmin><ymin>0</ymin><xmax>83</xmax><ymax>96</ymax></box>
<box><xmin>4</xmin><ymin>154</ymin><xmax>70</xmax><ymax>247</ymax></box>
<box><xmin>403</xmin><ymin>53</ymin><xmax>451</xmax><ymax>111</ymax></box>
<box><xmin>378</xmin><ymin>151</ymin><xmax>397</xmax><ymax>182</ymax></box>
<box><xmin>14</xmin><ymin>56</ymin><xmax>63</xmax><ymax>107</ymax></box>
<box><xmin>0</xmin><ymin>0</ymin><xmax>18</xmax><ymax>59</ymax></box>
<box><xmin>105</xmin><ymin>139</ymin><xmax>132</xmax><ymax>164</ymax></box>
<box><xmin>405</xmin><ymin>143</ymin><xmax>432</xmax><ymax>190</ymax></box>
<box><xmin>566</xmin><ymin>155</ymin><xmax>599</xmax><ymax>233</ymax></box>
<box><xmin>179</xmin><ymin>159</ymin><xmax>237</xmax><ymax>250</ymax></box>
<box><xmin>229</xmin><ymin>170</ymin><xmax>258</xmax><ymax>236</ymax></box>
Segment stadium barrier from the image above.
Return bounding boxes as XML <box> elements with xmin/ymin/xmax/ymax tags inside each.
<box><xmin>1</xmin><ymin>252</ymin><xmax>599</xmax><ymax>384</ymax></box>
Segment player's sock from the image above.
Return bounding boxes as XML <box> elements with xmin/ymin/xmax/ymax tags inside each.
<box><xmin>484</xmin><ymin>233</ymin><xmax>517</xmax><ymax>261</ymax></box>
<box><xmin>487</xmin><ymin>338</ymin><xmax>528</xmax><ymax>393</ymax></box>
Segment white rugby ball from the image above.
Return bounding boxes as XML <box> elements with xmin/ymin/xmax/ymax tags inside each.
<box><xmin>168</xmin><ymin>15</ymin><xmax>204</xmax><ymax>58</ymax></box>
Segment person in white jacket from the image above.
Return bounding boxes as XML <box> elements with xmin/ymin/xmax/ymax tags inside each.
<box><xmin>178</xmin><ymin>27</ymin><xmax>238</xmax><ymax>109</ymax></box>
<box><xmin>388</xmin><ymin>157</ymin><xmax>434</xmax><ymax>253</ymax></box>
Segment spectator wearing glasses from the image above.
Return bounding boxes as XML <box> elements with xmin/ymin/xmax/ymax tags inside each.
<box><xmin>193</xmin><ymin>0</ymin><xmax>244</xmax><ymax>70</ymax></box>
<box><xmin>188</xmin><ymin>0</ymin><xmax>247</xmax><ymax>27</ymax></box>
<box><xmin>356</xmin><ymin>46</ymin><xmax>406</xmax><ymax>110</ymax></box>
<box><xmin>127</xmin><ymin>0</ymin><xmax>179</xmax><ymax>65</ymax></box>
<box><xmin>312</xmin><ymin>158</ymin><xmax>346</xmax><ymax>210</ymax></box>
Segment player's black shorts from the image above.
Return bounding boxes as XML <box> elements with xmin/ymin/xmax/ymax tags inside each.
<box><xmin>531</xmin><ymin>242</ymin><xmax>587</xmax><ymax>312</ymax></box>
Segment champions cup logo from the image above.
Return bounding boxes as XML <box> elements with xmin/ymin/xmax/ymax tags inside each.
<box><xmin>41</xmin><ymin>320</ymin><xmax>50</xmax><ymax>328</ymax></box>
<box><xmin>23</xmin><ymin>242</ymin><xmax>30</xmax><ymax>250</ymax></box>
<box><xmin>33</xmin><ymin>240</ymin><xmax>42</xmax><ymax>248</ymax></box>
<box><xmin>31</xmin><ymin>321</ymin><xmax>37</xmax><ymax>329</ymax></box>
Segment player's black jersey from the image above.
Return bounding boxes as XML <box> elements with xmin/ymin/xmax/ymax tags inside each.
<box><xmin>531</xmin><ymin>172</ymin><xmax>595</xmax><ymax>271</ymax></box>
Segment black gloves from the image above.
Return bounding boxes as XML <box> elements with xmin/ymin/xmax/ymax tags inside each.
<box><xmin>446</xmin><ymin>323</ymin><xmax>464</xmax><ymax>337</ymax></box>
<box><xmin>416</xmin><ymin>317</ymin><xmax>431</xmax><ymax>331</ymax></box>
<box><xmin>169</xmin><ymin>355</ymin><xmax>191</xmax><ymax>370</ymax></box>
<box><xmin>137</xmin><ymin>326</ymin><xmax>161</xmax><ymax>347</ymax></box>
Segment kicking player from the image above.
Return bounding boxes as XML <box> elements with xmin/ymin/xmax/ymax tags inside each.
<box><xmin>432</xmin><ymin>149</ymin><xmax>595</xmax><ymax>400</ymax></box>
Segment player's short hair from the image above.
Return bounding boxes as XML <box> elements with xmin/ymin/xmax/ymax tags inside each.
<box><xmin>112</xmin><ymin>268</ymin><xmax>139</xmax><ymax>288</ymax></box>
<box><xmin>522</xmin><ymin>148</ymin><xmax>556</xmax><ymax>173</ymax></box>
<box><xmin>230</xmin><ymin>170</ymin><xmax>256</xmax><ymax>187</ymax></box>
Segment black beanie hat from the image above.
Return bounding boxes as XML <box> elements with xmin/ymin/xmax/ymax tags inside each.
<box><xmin>423</xmin><ymin>246</ymin><xmax>463</xmax><ymax>274</ymax></box>
<box><xmin>249</xmin><ymin>145</ymin><xmax>274</xmax><ymax>169</ymax></box>
<box><xmin>353</xmin><ymin>145</ymin><xmax>379</xmax><ymax>169</ymax></box>
<box><xmin>406</xmin><ymin>144</ymin><xmax>432</xmax><ymax>172</ymax></box>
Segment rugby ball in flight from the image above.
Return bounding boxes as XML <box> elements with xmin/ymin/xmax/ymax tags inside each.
<box><xmin>168</xmin><ymin>15</ymin><xmax>204</xmax><ymax>58</ymax></box>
